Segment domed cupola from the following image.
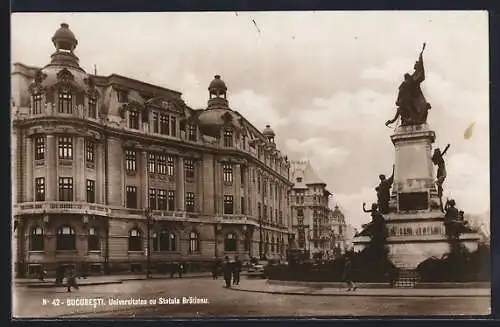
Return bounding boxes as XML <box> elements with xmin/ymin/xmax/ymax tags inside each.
<box><xmin>196</xmin><ymin>74</ymin><xmax>243</xmax><ymax>138</ymax></box>
<box><xmin>207</xmin><ymin>75</ymin><xmax>229</xmax><ymax>109</ymax></box>
<box><xmin>47</xmin><ymin>23</ymin><xmax>83</xmax><ymax>71</ymax></box>
<box><xmin>262</xmin><ymin>124</ymin><xmax>276</xmax><ymax>143</ymax></box>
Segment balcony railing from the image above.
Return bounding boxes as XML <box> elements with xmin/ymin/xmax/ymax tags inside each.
<box><xmin>14</xmin><ymin>201</ymin><xmax>110</xmax><ymax>216</ymax></box>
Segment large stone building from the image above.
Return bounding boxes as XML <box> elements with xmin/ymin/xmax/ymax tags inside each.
<box><xmin>12</xmin><ymin>23</ymin><xmax>293</xmax><ymax>277</ymax></box>
<box><xmin>289</xmin><ymin>160</ymin><xmax>338</xmax><ymax>259</ymax></box>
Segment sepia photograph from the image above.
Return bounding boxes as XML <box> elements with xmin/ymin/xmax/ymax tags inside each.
<box><xmin>11</xmin><ymin>11</ymin><xmax>490</xmax><ymax>318</ymax></box>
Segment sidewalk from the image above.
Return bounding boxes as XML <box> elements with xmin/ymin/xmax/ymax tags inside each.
<box><xmin>15</xmin><ymin>272</ymin><xmax>223</xmax><ymax>288</ymax></box>
<box><xmin>230</xmin><ymin>280</ymin><xmax>490</xmax><ymax>298</ymax></box>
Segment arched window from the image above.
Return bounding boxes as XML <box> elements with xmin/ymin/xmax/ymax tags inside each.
<box><xmin>88</xmin><ymin>227</ymin><xmax>100</xmax><ymax>251</ymax></box>
<box><xmin>160</xmin><ymin>230</ymin><xmax>176</xmax><ymax>251</ymax></box>
<box><xmin>152</xmin><ymin>232</ymin><xmax>159</xmax><ymax>251</ymax></box>
<box><xmin>224</xmin><ymin>233</ymin><xmax>237</xmax><ymax>252</ymax></box>
<box><xmin>189</xmin><ymin>231</ymin><xmax>199</xmax><ymax>253</ymax></box>
<box><xmin>58</xmin><ymin>90</ymin><xmax>73</xmax><ymax>114</ymax></box>
<box><xmin>56</xmin><ymin>225</ymin><xmax>76</xmax><ymax>250</ymax></box>
<box><xmin>30</xmin><ymin>226</ymin><xmax>44</xmax><ymax>251</ymax></box>
<box><xmin>128</xmin><ymin>228</ymin><xmax>142</xmax><ymax>251</ymax></box>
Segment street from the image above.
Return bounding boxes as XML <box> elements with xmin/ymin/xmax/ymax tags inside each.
<box><xmin>13</xmin><ymin>277</ymin><xmax>490</xmax><ymax>318</ymax></box>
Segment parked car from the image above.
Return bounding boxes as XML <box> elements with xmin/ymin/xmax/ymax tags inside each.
<box><xmin>247</xmin><ymin>261</ymin><xmax>267</xmax><ymax>278</ymax></box>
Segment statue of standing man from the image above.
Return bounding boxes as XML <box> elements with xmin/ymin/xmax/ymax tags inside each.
<box><xmin>432</xmin><ymin>144</ymin><xmax>450</xmax><ymax>212</ymax></box>
<box><xmin>375</xmin><ymin>164</ymin><xmax>395</xmax><ymax>214</ymax></box>
<box><xmin>386</xmin><ymin>43</ymin><xmax>432</xmax><ymax>127</ymax></box>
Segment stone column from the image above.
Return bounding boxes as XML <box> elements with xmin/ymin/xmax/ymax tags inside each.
<box><xmin>176</xmin><ymin>156</ymin><xmax>185</xmax><ymax>211</ymax></box>
<box><xmin>25</xmin><ymin>136</ymin><xmax>33</xmax><ymax>202</ymax></box>
<box><xmin>76</xmin><ymin>136</ymin><xmax>86</xmax><ymax>202</ymax></box>
<box><xmin>96</xmin><ymin>142</ymin><xmax>104</xmax><ymax>204</ymax></box>
<box><xmin>235</xmin><ymin>164</ymin><xmax>241</xmax><ymax>214</ymax></box>
<box><xmin>196</xmin><ymin>160</ymin><xmax>203</xmax><ymax>212</ymax></box>
<box><xmin>141</xmin><ymin>150</ymin><xmax>149</xmax><ymax>209</ymax></box>
<box><xmin>46</xmin><ymin>135</ymin><xmax>57</xmax><ymax>201</ymax></box>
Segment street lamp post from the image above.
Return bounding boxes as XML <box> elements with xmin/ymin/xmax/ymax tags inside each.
<box><xmin>145</xmin><ymin>207</ymin><xmax>152</xmax><ymax>279</ymax></box>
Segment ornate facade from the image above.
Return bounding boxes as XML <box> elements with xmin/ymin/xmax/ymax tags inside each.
<box><xmin>289</xmin><ymin>160</ymin><xmax>334</xmax><ymax>259</ymax></box>
<box><xmin>12</xmin><ymin>23</ymin><xmax>292</xmax><ymax>277</ymax></box>
<box><xmin>329</xmin><ymin>205</ymin><xmax>348</xmax><ymax>257</ymax></box>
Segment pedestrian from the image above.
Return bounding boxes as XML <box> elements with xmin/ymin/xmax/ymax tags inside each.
<box><xmin>66</xmin><ymin>268</ymin><xmax>79</xmax><ymax>293</ymax></box>
<box><xmin>211</xmin><ymin>261</ymin><xmax>219</xmax><ymax>280</ymax></box>
<box><xmin>232</xmin><ymin>255</ymin><xmax>242</xmax><ymax>285</ymax></box>
<box><xmin>343</xmin><ymin>257</ymin><xmax>357</xmax><ymax>291</ymax></box>
<box><xmin>38</xmin><ymin>267</ymin><xmax>47</xmax><ymax>281</ymax></box>
<box><xmin>222</xmin><ymin>256</ymin><xmax>232</xmax><ymax>288</ymax></box>
<box><xmin>170</xmin><ymin>263</ymin><xmax>176</xmax><ymax>278</ymax></box>
<box><xmin>178</xmin><ymin>263</ymin><xmax>184</xmax><ymax>278</ymax></box>
<box><xmin>55</xmin><ymin>265</ymin><xmax>64</xmax><ymax>285</ymax></box>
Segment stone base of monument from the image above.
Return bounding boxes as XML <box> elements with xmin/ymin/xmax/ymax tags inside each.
<box><xmin>353</xmin><ymin>230</ymin><xmax>481</xmax><ymax>270</ymax></box>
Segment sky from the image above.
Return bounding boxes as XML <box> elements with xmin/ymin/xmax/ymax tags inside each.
<box><xmin>11</xmin><ymin>11</ymin><xmax>490</xmax><ymax>229</ymax></box>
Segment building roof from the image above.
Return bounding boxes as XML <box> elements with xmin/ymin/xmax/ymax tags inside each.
<box><xmin>290</xmin><ymin>160</ymin><xmax>327</xmax><ymax>189</ymax></box>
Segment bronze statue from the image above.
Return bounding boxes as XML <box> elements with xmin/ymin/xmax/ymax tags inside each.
<box><xmin>375</xmin><ymin>164</ymin><xmax>395</xmax><ymax>214</ymax></box>
<box><xmin>386</xmin><ymin>43</ymin><xmax>431</xmax><ymax>127</ymax></box>
<box><xmin>360</xmin><ymin>202</ymin><xmax>387</xmax><ymax>240</ymax></box>
<box><xmin>432</xmin><ymin>144</ymin><xmax>450</xmax><ymax>212</ymax></box>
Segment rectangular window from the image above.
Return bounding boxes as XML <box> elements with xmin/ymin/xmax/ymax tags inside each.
<box><xmin>125</xmin><ymin>150</ymin><xmax>136</xmax><ymax>172</ymax></box>
<box><xmin>85</xmin><ymin>140</ymin><xmax>95</xmax><ymax>163</ymax></box>
<box><xmin>34</xmin><ymin>136</ymin><xmax>45</xmax><ymax>160</ymax></box>
<box><xmin>149</xmin><ymin>188</ymin><xmax>157</xmax><ymax>210</ymax></box>
<box><xmin>58</xmin><ymin>91</ymin><xmax>72</xmax><ymax>114</ymax></box>
<box><xmin>223</xmin><ymin>130</ymin><xmax>233</xmax><ymax>147</ymax></box>
<box><xmin>185</xmin><ymin>159</ymin><xmax>195</xmax><ymax>180</ymax></box>
<box><xmin>257</xmin><ymin>175</ymin><xmax>261</xmax><ymax>193</ymax></box>
<box><xmin>58</xmin><ymin>136</ymin><xmax>73</xmax><ymax>160</ymax></box>
<box><xmin>33</xmin><ymin>94</ymin><xmax>43</xmax><ymax>114</ymax></box>
<box><xmin>148</xmin><ymin>153</ymin><xmax>156</xmax><ymax>173</ymax></box>
<box><xmin>240</xmin><ymin>167</ymin><xmax>245</xmax><ymax>186</ymax></box>
<box><xmin>157</xmin><ymin>154</ymin><xmax>167</xmax><ymax>175</ymax></box>
<box><xmin>152</xmin><ymin>112</ymin><xmax>159</xmax><ymax>133</ymax></box>
<box><xmin>185</xmin><ymin>192</ymin><xmax>195</xmax><ymax>212</ymax></box>
<box><xmin>170</xmin><ymin>116</ymin><xmax>177</xmax><ymax>137</ymax></box>
<box><xmin>86</xmin><ymin>179</ymin><xmax>95</xmax><ymax>203</ymax></box>
<box><xmin>88</xmin><ymin>97</ymin><xmax>97</xmax><ymax>118</ymax></box>
<box><xmin>58</xmin><ymin>177</ymin><xmax>73</xmax><ymax>201</ymax></box>
<box><xmin>223</xmin><ymin>164</ymin><xmax>233</xmax><ymax>184</ymax></box>
<box><xmin>258</xmin><ymin>203</ymin><xmax>262</xmax><ymax>219</ymax></box>
<box><xmin>263</xmin><ymin>205</ymin><xmax>268</xmax><ymax>221</ymax></box>
<box><xmin>224</xmin><ymin>195</ymin><xmax>234</xmax><ymax>214</ymax></box>
<box><xmin>35</xmin><ymin>177</ymin><xmax>45</xmax><ymax>201</ymax></box>
<box><xmin>242</xmin><ymin>135</ymin><xmax>246</xmax><ymax>150</ymax></box>
<box><xmin>159</xmin><ymin>114</ymin><xmax>169</xmax><ymax>135</ymax></box>
<box><xmin>241</xmin><ymin>196</ymin><xmax>245</xmax><ymax>214</ymax></box>
<box><xmin>126</xmin><ymin>186</ymin><xmax>137</xmax><ymax>208</ymax></box>
<box><xmin>117</xmin><ymin>90</ymin><xmax>128</xmax><ymax>103</ymax></box>
<box><xmin>167</xmin><ymin>156</ymin><xmax>175</xmax><ymax>176</ymax></box>
<box><xmin>129</xmin><ymin>111</ymin><xmax>139</xmax><ymax>129</ymax></box>
<box><xmin>167</xmin><ymin>190</ymin><xmax>175</xmax><ymax>211</ymax></box>
<box><xmin>158</xmin><ymin>190</ymin><xmax>167</xmax><ymax>210</ymax></box>
<box><xmin>188</xmin><ymin>124</ymin><xmax>197</xmax><ymax>141</ymax></box>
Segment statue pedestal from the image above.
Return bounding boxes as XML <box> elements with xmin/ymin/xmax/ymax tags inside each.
<box><xmin>353</xmin><ymin>123</ymin><xmax>481</xmax><ymax>269</ymax></box>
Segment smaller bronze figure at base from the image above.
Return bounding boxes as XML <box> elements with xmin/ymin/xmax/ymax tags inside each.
<box><xmin>375</xmin><ymin>165</ymin><xmax>395</xmax><ymax>214</ymax></box>
<box><xmin>432</xmin><ymin>144</ymin><xmax>450</xmax><ymax>212</ymax></box>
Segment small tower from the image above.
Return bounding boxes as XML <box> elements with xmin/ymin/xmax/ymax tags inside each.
<box><xmin>262</xmin><ymin>124</ymin><xmax>275</xmax><ymax>143</ymax></box>
<box><xmin>48</xmin><ymin>23</ymin><xmax>82</xmax><ymax>70</ymax></box>
<box><xmin>207</xmin><ymin>75</ymin><xmax>229</xmax><ymax>109</ymax></box>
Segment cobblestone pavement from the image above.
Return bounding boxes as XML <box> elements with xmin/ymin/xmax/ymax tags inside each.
<box><xmin>12</xmin><ymin>278</ymin><xmax>491</xmax><ymax>318</ymax></box>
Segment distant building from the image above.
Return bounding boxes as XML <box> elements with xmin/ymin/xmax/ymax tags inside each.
<box><xmin>329</xmin><ymin>205</ymin><xmax>348</xmax><ymax>256</ymax></box>
<box><xmin>12</xmin><ymin>23</ymin><xmax>293</xmax><ymax>277</ymax></box>
<box><xmin>289</xmin><ymin>160</ymin><xmax>333</xmax><ymax>259</ymax></box>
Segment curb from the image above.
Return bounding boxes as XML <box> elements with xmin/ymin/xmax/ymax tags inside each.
<box><xmin>228</xmin><ymin>288</ymin><xmax>491</xmax><ymax>298</ymax></box>
<box><xmin>26</xmin><ymin>281</ymin><xmax>124</xmax><ymax>288</ymax></box>
<box><xmin>19</xmin><ymin>274</ymin><xmax>222</xmax><ymax>288</ymax></box>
